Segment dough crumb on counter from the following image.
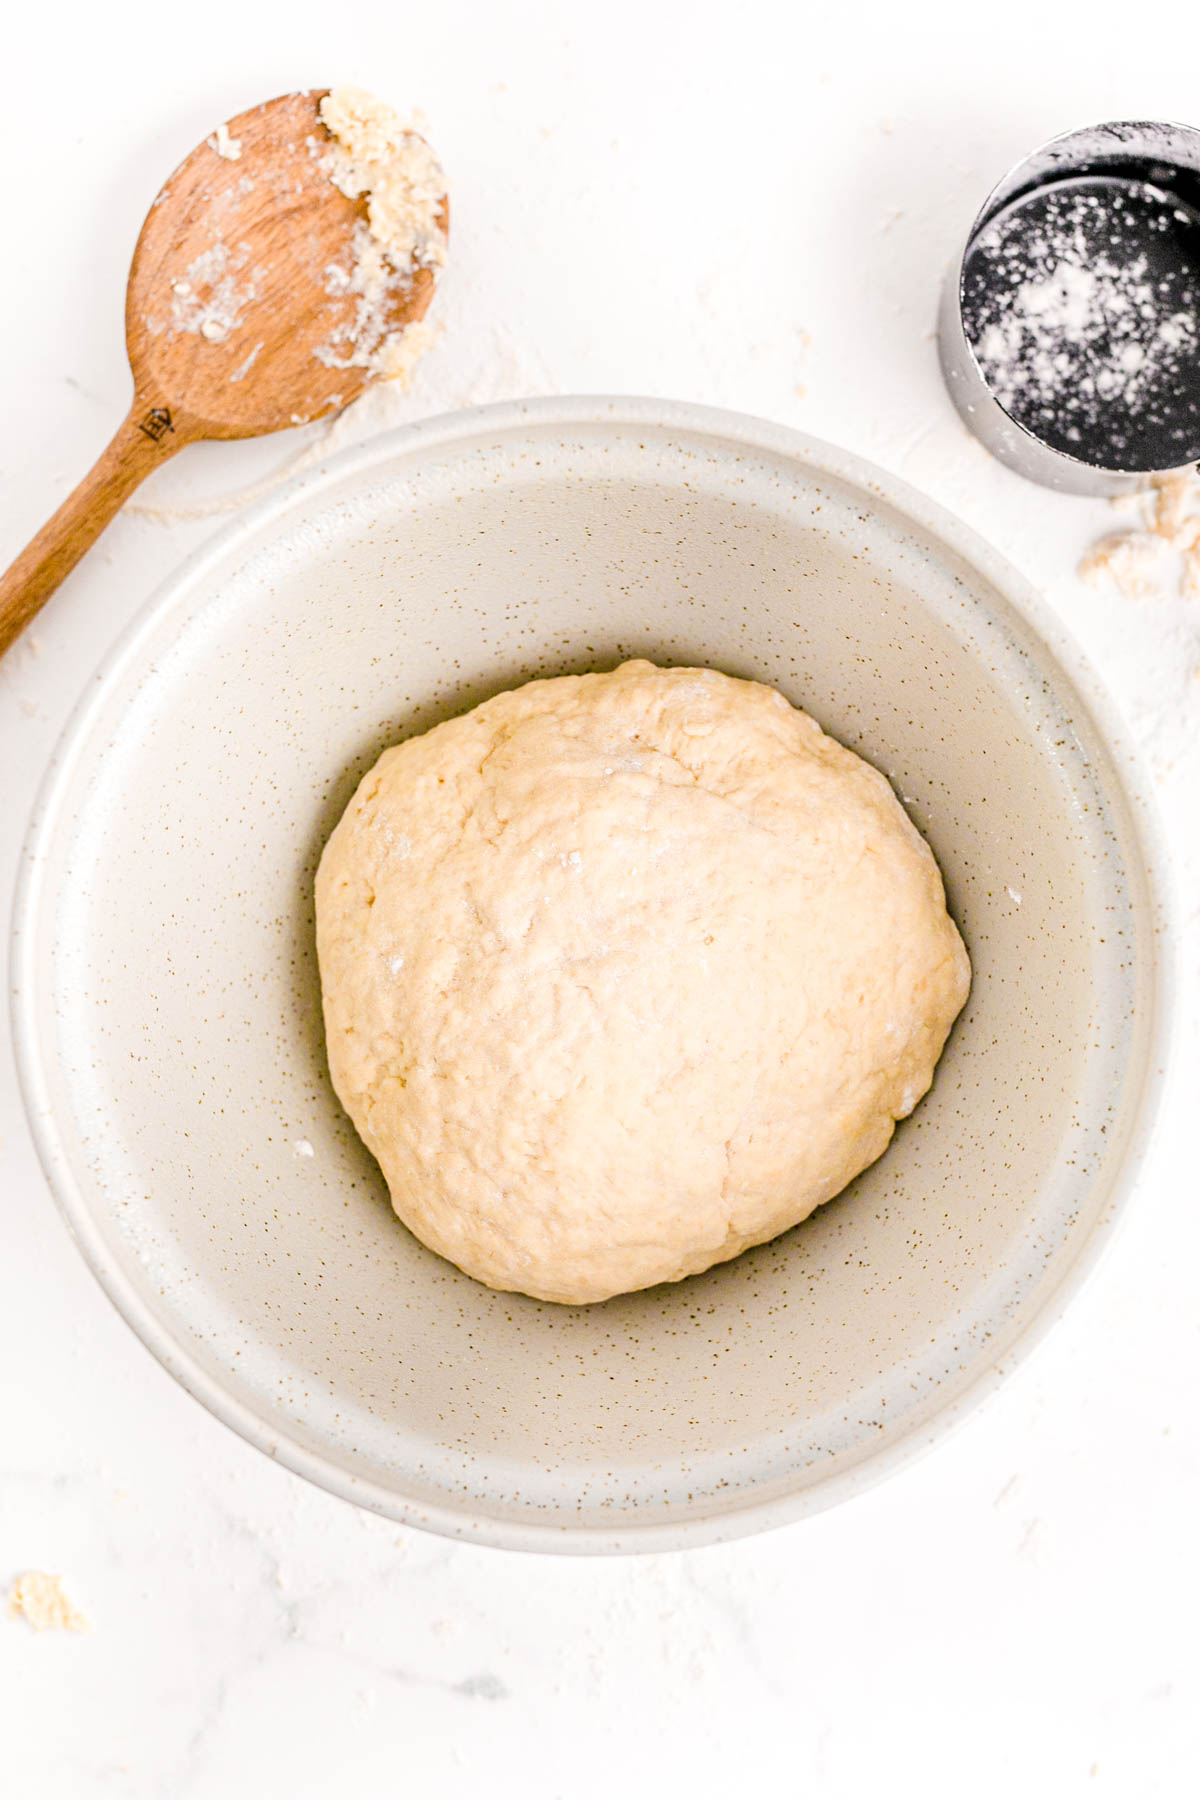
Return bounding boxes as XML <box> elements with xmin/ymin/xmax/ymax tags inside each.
<box><xmin>8</xmin><ymin>1571</ymin><xmax>91</xmax><ymax>1634</ymax></box>
<box><xmin>1080</xmin><ymin>469</ymin><xmax>1200</xmax><ymax>602</ymax></box>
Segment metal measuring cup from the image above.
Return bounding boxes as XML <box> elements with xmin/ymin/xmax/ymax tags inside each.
<box><xmin>938</xmin><ymin>119</ymin><xmax>1200</xmax><ymax>495</ymax></box>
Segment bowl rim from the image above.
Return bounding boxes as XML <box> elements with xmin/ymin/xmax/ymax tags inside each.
<box><xmin>9</xmin><ymin>394</ymin><xmax>1181</xmax><ymax>1554</ymax></box>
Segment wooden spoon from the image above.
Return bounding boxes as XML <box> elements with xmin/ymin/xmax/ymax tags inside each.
<box><xmin>0</xmin><ymin>89</ymin><xmax>447</xmax><ymax>659</ymax></box>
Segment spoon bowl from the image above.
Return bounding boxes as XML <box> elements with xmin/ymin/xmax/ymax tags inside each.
<box><xmin>0</xmin><ymin>87</ymin><xmax>447</xmax><ymax>657</ymax></box>
<box><xmin>128</xmin><ymin>89</ymin><xmax>445</xmax><ymax>438</ymax></box>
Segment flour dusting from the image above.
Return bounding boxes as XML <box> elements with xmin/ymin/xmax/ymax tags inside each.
<box><xmin>963</xmin><ymin>179</ymin><xmax>1200</xmax><ymax>471</ymax></box>
<box><xmin>148</xmin><ymin>241</ymin><xmax>259</xmax><ymax>345</ymax></box>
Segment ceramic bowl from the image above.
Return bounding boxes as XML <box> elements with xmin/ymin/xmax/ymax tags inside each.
<box><xmin>12</xmin><ymin>399</ymin><xmax>1173</xmax><ymax>1552</ymax></box>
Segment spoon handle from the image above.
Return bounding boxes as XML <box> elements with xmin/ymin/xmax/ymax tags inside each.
<box><xmin>0</xmin><ymin>399</ymin><xmax>190</xmax><ymax>660</ymax></box>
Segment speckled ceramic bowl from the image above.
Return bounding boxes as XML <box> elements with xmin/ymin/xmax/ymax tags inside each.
<box><xmin>12</xmin><ymin>399</ymin><xmax>1173</xmax><ymax>1552</ymax></box>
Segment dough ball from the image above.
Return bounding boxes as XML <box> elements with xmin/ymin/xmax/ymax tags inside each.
<box><xmin>316</xmin><ymin>661</ymin><xmax>970</xmax><ymax>1304</ymax></box>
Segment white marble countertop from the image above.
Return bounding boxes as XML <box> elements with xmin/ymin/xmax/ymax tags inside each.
<box><xmin>3</xmin><ymin>4</ymin><xmax>1198</xmax><ymax>1794</ymax></box>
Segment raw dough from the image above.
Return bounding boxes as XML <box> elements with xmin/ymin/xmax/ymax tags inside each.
<box><xmin>8</xmin><ymin>1572</ymin><xmax>90</xmax><ymax>1633</ymax></box>
<box><xmin>316</xmin><ymin>661</ymin><xmax>970</xmax><ymax>1304</ymax></box>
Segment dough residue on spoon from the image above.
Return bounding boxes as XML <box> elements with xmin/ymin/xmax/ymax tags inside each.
<box><xmin>207</xmin><ymin>121</ymin><xmax>242</xmax><ymax>161</ymax></box>
<box><xmin>314</xmin><ymin>85</ymin><xmax>448</xmax><ymax>380</ymax></box>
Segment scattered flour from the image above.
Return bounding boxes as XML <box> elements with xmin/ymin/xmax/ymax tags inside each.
<box><xmin>125</xmin><ymin>315</ymin><xmax>548</xmax><ymax>525</ymax></box>
<box><xmin>150</xmin><ymin>241</ymin><xmax>259</xmax><ymax>346</ymax></box>
<box><xmin>975</xmin><ymin>256</ymin><xmax>1195</xmax><ymax>421</ymax></box>
<box><xmin>964</xmin><ymin>182</ymin><xmax>1200</xmax><ymax>466</ymax></box>
<box><xmin>8</xmin><ymin>1572</ymin><xmax>91</xmax><ymax>1634</ymax></box>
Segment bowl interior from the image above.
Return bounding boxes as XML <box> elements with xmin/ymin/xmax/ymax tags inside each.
<box><xmin>16</xmin><ymin>404</ymin><xmax>1159</xmax><ymax>1548</ymax></box>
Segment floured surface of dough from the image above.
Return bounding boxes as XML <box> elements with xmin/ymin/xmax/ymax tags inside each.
<box><xmin>316</xmin><ymin>661</ymin><xmax>970</xmax><ymax>1303</ymax></box>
